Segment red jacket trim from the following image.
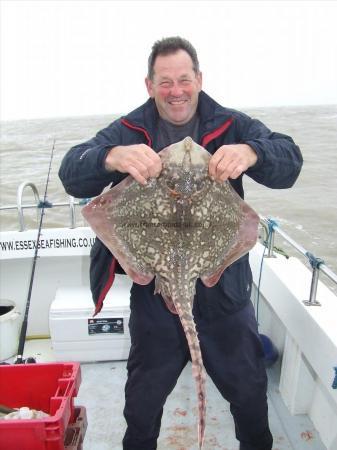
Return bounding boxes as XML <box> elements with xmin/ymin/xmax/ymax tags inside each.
<box><xmin>93</xmin><ymin>257</ymin><xmax>117</xmax><ymax>317</ymax></box>
<box><xmin>201</xmin><ymin>118</ymin><xmax>233</xmax><ymax>148</ymax></box>
<box><xmin>121</xmin><ymin>118</ymin><xmax>153</xmax><ymax>147</ymax></box>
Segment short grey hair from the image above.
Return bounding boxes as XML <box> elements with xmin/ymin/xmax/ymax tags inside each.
<box><xmin>147</xmin><ymin>36</ymin><xmax>200</xmax><ymax>80</ymax></box>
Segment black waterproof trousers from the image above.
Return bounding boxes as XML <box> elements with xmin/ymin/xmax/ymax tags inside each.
<box><xmin>122</xmin><ymin>279</ymin><xmax>273</xmax><ymax>450</ymax></box>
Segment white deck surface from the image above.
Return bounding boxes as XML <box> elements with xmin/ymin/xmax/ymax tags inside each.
<box><xmin>18</xmin><ymin>339</ymin><xmax>326</xmax><ymax>450</ymax></box>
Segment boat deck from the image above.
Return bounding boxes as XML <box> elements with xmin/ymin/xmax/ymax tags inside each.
<box><xmin>20</xmin><ymin>339</ymin><xmax>326</xmax><ymax>450</ymax></box>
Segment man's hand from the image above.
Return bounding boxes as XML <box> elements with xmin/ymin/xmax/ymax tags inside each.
<box><xmin>208</xmin><ymin>144</ymin><xmax>257</xmax><ymax>182</ymax></box>
<box><xmin>105</xmin><ymin>144</ymin><xmax>162</xmax><ymax>185</ymax></box>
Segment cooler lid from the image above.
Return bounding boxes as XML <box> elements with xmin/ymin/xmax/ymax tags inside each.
<box><xmin>50</xmin><ymin>275</ymin><xmax>132</xmax><ymax>315</ymax></box>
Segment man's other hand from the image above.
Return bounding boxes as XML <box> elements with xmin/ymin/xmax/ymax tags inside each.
<box><xmin>208</xmin><ymin>144</ymin><xmax>257</xmax><ymax>182</ymax></box>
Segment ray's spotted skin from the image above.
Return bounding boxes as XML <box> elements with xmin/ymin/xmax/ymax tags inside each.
<box><xmin>82</xmin><ymin>137</ymin><xmax>259</xmax><ymax>449</ymax></box>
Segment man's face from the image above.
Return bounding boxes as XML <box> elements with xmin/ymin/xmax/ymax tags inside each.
<box><xmin>145</xmin><ymin>50</ymin><xmax>202</xmax><ymax>125</ymax></box>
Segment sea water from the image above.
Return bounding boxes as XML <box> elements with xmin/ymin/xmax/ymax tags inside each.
<box><xmin>1</xmin><ymin>104</ymin><xmax>336</xmax><ymax>286</ymax></box>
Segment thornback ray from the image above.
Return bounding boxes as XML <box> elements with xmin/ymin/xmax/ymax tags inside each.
<box><xmin>82</xmin><ymin>137</ymin><xmax>259</xmax><ymax>449</ymax></box>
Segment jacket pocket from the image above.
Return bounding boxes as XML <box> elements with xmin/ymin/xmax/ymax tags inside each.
<box><xmin>219</xmin><ymin>257</ymin><xmax>252</xmax><ymax>309</ymax></box>
<box><xmin>195</xmin><ymin>256</ymin><xmax>253</xmax><ymax>317</ymax></box>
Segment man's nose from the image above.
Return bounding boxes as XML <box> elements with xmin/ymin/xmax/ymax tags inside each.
<box><xmin>170</xmin><ymin>83</ymin><xmax>184</xmax><ymax>97</ymax></box>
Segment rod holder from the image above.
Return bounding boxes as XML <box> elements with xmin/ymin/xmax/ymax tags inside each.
<box><xmin>303</xmin><ymin>252</ymin><xmax>324</xmax><ymax>306</ymax></box>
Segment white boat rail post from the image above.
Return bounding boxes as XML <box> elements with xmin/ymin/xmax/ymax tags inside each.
<box><xmin>50</xmin><ymin>197</ymin><xmax>92</xmax><ymax>228</ymax></box>
<box><xmin>69</xmin><ymin>196</ymin><xmax>76</xmax><ymax>228</ymax></box>
<box><xmin>303</xmin><ymin>252</ymin><xmax>323</xmax><ymax>306</ymax></box>
<box><xmin>16</xmin><ymin>182</ymin><xmax>42</xmax><ymax>231</ymax></box>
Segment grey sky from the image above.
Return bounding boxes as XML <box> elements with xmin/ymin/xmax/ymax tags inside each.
<box><xmin>1</xmin><ymin>0</ymin><xmax>337</xmax><ymax>120</ymax></box>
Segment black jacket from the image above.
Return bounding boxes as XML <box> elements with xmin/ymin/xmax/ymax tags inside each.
<box><xmin>59</xmin><ymin>91</ymin><xmax>303</xmax><ymax>314</ymax></box>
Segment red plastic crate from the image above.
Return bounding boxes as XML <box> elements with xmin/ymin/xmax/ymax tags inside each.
<box><xmin>64</xmin><ymin>407</ymin><xmax>87</xmax><ymax>450</ymax></box>
<box><xmin>0</xmin><ymin>362</ymin><xmax>81</xmax><ymax>450</ymax></box>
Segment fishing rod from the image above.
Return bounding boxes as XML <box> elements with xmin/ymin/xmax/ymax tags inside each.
<box><xmin>15</xmin><ymin>140</ymin><xmax>56</xmax><ymax>364</ymax></box>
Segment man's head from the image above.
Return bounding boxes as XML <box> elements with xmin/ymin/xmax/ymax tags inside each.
<box><xmin>145</xmin><ymin>37</ymin><xmax>202</xmax><ymax>125</ymax></box>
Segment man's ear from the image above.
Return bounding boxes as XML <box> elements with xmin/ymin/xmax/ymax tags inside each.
<box><xmin>145</xmin><ymin>77</ymin><xmax>154</xmax><ymax>97</ymax></box>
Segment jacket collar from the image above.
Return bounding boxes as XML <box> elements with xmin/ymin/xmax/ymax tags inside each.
<box><xmin>122</xmin><ymin>91</ymin><xmax>234</xmax><ymax>145</ymax></box>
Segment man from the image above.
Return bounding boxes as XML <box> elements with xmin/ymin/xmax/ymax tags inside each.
<box><xmin>59</xmin><ymin>36</ymin><xmax>303</xmax><ymax>450</ymax></box>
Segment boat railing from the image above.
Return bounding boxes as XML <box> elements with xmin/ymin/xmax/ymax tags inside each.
<box><xmin>259</xmin><ymin>217</ymin><xmax>337</xmax><ymax>306</ymax></box>
<box><xmin>1</xmin><ymin>182</ymin><xmax>336</xmax><ymax>305</ymax></box>
<box><xmin>0</xmin><ymin>181</ymin><xmax>91</xmax><ymax>231</ymax></box>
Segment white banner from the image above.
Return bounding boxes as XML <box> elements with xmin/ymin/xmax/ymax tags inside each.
<box><xmin>0</xmin><ymin>227</ymin><xmax>96</xmax><ymax>259</ymax></box>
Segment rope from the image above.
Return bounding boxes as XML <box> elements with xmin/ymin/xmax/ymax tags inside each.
<box><xmin>37</xmin><ymin>200</ymin><xmax>53</xmax><ymax>208</ymax></box>
<box><xmin>79</xmin><ymin>198</ymin><xmax>91</xmax><ymax>205</ymax></box>
<box><xmin>305</xmin><ymin>251</ymin><xmax>325</xmax><ymax>269</ymax></box>
<box><xmin>267</xmin><ymin>217</ymin><xmax>279</xmax><ymax>235</ymax></box>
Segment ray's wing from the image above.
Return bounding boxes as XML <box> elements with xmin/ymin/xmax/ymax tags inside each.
<box><xmin>82</xmin><ymin>172</ymin><xmax>187</xmax><ymax>286</ymax></box>
<box><xmin>82</xmin><ymin>175</ymin><xmax>156</xmax><ymax>285</ymax></box>
<box><xmin>197</xmin><ymin>181</ymin><xmax>260</xmax><ymax>287</ymax></box>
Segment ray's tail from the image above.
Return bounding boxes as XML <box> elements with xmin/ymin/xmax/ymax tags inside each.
<box><xmin>171</xmin><ymin>293</ymin><xmax>207</xmax><ymax>449</ymax></box>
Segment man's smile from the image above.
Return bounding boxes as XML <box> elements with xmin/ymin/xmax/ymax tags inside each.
<box><xmin>167</xmin><ymin>97</ymin><xmax>189</xmax><ymax>106</ymax></box>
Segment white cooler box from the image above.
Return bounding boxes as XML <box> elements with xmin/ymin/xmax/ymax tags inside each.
<box><xmin>49</xmin><ymin>275</ymin><xmax>132</xmax><ymax>362</ymax></box>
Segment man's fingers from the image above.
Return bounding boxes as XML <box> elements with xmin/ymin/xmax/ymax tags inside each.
<box><xmin>132</xmin><ymin>160</ymin><xmax>151</xmax><ymax>180</ymax></box>
<box><xmin>127</xmin><ymin>165</ymin><xmax>148</xmax><ymax>185</ymax></box>
<box><xmin>209</xmin><ymin>149</ymin><xmax>234</xmax><ymax>181</ymax></box>
<box><xmin>228</xmin><ymin>164</ymin><xmax>245</xmax><ymax>180</ymax></box>
<box><xmin>208</xmin><ymin>150</ymin><xmax>225</xmax><ymax>179</ymax></box>
<box><xmin>128</xmin><ymin>145</ymin><xmax>162</xmax><ymax>179</ymax></box>
<box><xmin>209</xmin><ymin>144</ymin><xmax>256</xmax><ymax>182</ymax></box>
<box><xmin>123</xmin><ymin>145</ymin><xmax>162</xmax><ymax>183</ymax></box>
<box><xmin>217</xmin><ymin>161</ymin><xmax>245</xmax><ymax>181</ymax></box>
<box><xmin>137</xmin><ymin>151</ymin><xmax>162</xmax><ymax>178</ymax></box>
<box><xmin>141</xmin><ymin>147</ymin><xmax>162</xmax><ymax>177</ymax></box>
<box><xmin>106</xmin><ymin>144</ymin><xmax>162</xmax><ymax>182</ymax></box>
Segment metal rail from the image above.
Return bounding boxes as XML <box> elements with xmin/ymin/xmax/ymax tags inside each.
<box><xmin>260</xmin><ymin>216</ymin><xmax>337</xmax><ymax>306</ymax></box>
<box><xmin>0</xmin><ymin>181</ymin><xmax>90</xmax><ymax>230</ymax></box>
